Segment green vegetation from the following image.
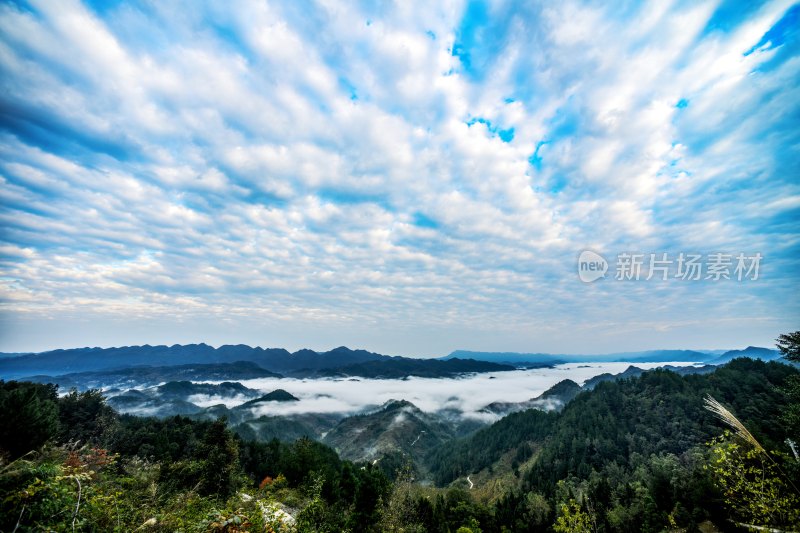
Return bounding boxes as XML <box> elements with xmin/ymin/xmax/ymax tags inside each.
<box><xmin>0</xmin><ymin>382</ymin><xmax>390</xmax><ymax>531</ymax></box>
<box><xmin>1</xmin><ymin>338</ymin><xmax>798</xmax><ymax>531</ymax></box>
<box><xmin>424</xmin><ymin>357</ymin><xmax>798</xmax><ymax>532</ymax></box>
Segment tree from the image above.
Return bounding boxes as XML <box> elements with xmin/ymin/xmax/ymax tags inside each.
<box><xmin>58</xmin><ymin>389</ymin><xmax>116</xmax><ymax>446</ymax></box>
<box><xmin>0</xmin><ymin>381</ymin><xmax>59</xmax><ymax>459</ymax></box>
<box><xmin>553</xmin><ymin>500</ymin><xmax>594</xmax><ymax>533</ymax></box>
<box><xmin>777</xmin><ymin>330</ymin><xmax>800</xmax><ymax>362</ymax></box>
<box><xmin>295</xmin><ymin>474</ymin><xmax>340</xmax><ymax>533</ymax></box>
<box><xmin>776</xmin><ymin>330</ymin><xmax>800</xmax><ymax>443</ymax></box>
<box><xmin>199</xmin><ymin>418</ymin><xmax>240</xmax><ymax>498</ymax></box>
<box><xmin>707</xmin><ymin>432</ymin><xmax>800</xmax><ymax>529</ymax></box>
<box><xmin>377</xmin><ymin>463</ymin><xmax>426</xmax><ymax>533</ymax></box>
<box><xmin>704</xmin><ymin>396</ymin><xmax>800</xmax><ymax>531</ymax></box>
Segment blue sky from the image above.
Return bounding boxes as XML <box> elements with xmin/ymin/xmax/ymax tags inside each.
<box><xmin>0</xmin><ymin>0</ymin><xmax>798</xmax><ymax>356</ymax></box>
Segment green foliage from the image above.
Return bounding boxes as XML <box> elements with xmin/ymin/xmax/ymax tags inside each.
<box><xmin>1</xmin><ymin>356</ymin><xmax>796</xmax><ymax>532</ymax></box>
<box><xmin>0</xmin><ymin>447</ymin><xmax>126</xmax><ymax>532</ymax></box>
<box><xmin>523</xmin><ymin>359</ymin><xmax>795</xmax><ymax>496</ymax></box>
<box><xmin>57</xmin><ymin>388</ymin><xmax>117</xmax><ymax>446</ymax></box>
<box><xmin>107</xmin><ymin>413</ymin><xmax>210</xmax><ymax>461</ymax></box>
<box><xmin>203</xmin><ymin>507</ymin><xmax>252</xmax><ymax>532</ymax></box>
<box><xmin>429</xmin><ymin>358</ymin><xmax>796</xmax><ymax>532</ymax></box>
<box><xmin>255</xmin><ymin>500</ymin><xmax>298</xmax><ymax>532</ymax></box>
<box><xmin>427</xmin><ymin>407</ymin><xmax>556</xmax><ymax>485</ymax></box>
<box><xmin>198</xmin><ymin>419</ymin><xmax>240</xmax><ymax>498</ymax></box>
<box><xmin>777</xmin><ymin>330</ymin><xmax>800</xmax><ymax>362</ymax></box>
<box><xmin>378</xmin><ymin>465</ymin><xmax>428</xmax><ymax>533</ymax></box>
<box><xmin>0</xmin><ymin>383</ymin><xmax>394</xmax><ymax>531</ymax></box>
<box><xmin>706</xmin><ymin>431</ymin><xmax>800</xmax><ymax>530</ymax></box>
<box><xmin>295</xmin><ymin>474</ymin><xmax>345</xmax><ymax>532</ymax></box>
<box><xmin>0</xmin><ymin>381</ymin><xmax>60</xmax><ymax>459</ymax></box>
<box><xmin>782</xmin><ymin>374</ymin><xmax>800</xmax><ymax>438</ymax></box>
<box><xmin>553</xmin><ymin>499</ymin><xmax>594</xmax><ymax>533</ymax></box>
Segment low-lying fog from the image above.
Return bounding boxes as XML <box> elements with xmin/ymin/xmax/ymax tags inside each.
<box><xmin>189</xmin><ymin>362</ymin><xmax>700</xmax><ymax>420</ymax></box>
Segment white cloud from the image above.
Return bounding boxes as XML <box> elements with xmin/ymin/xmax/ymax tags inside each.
<box><xmin>229</xmin><ymin>362</ymin><xmax>698</xmax><ymax>420</ymax></box>
<box><xmin>0</xmin><ymin>0</ymin><xmax>797</xmax><ymax>355</ymax></box>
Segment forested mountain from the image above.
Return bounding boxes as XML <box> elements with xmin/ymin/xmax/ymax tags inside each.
<box><xmin>581</xmin><ymin>363</ymin><xmax>716</xmax><ymax>389</ymax></box>
<box><xmin>2</xmin><ymin>345</ymin><xmax>515</xmax><ymax>382</ymax></box>
<box><xmin>322</xmin><ymin>400</ymin><xmax>463</xmax><ymax>466</ymax></box>
<box><xmin>242</xmin><ymin>389</ymin><xmax>301</xmax><ymax>405</ymax></box>
<box><xmin>480</xmin><ymin>379</ymin><xmax>582</xmax><ymax>416</ymax></box>
<box><xmin>425</xmin><ymin>358</ymin><xmax>799</xmax><ymax>531</ymax></box>
<box><xmin>105</xmin><ymin>380</ymin><xmax>263</xmax><ymax>417</ymax></box>
<box><xmin>4</xmin><ymin>343</ymin><xmax>781</xmax><ymax>381</ymax></box>
<box><xmin>231</xmin><ymin>411</ymin><xmax>345</xmax><ymax>443</ymax></box>
<box><xmin>0</xmin><ymin>344</ymin><xmax>386</xmax><ymax>377</ymax></box>
<box><xmin>1</xmin><ymin>356</ymin><xmax>798</xmax><ymax>532</ymax></box>
<box><xmin>429</xmin><ymin>359</ymin><xmax>795</xmax><ymax>483</ymax></box>
<box><xmin>314</xmin><ymin>357</ymin><xmax>515</xmax><ymax>378</ymax></box>
<box><xmin>705</xmin><ymin>345</ymin><xmax>784</xmax><ymax>365</ymax></box>
<box><xmin>23</xmin><ymin>360</ymin><xmax>282</xmax><ymax>389</ymax></box>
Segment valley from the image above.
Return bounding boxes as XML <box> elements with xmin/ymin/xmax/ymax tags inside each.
<box><xmin>1</xmin><ymin>342</ymin><xmax>796</xmax><ymax>532</ymax></box>
<box><xmin>1</xmin><ymin>343</ymin><xmax>783</xmax><ymax>481</ymax></box>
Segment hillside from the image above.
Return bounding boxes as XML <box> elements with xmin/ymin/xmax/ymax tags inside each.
<box><xmin>1</xmin><ymin>355</ymin><xmax>798</xmax><ymax>532</ymax></box>
<box><xmin>322</xmin><ymin>400</ymin><xmax>462</xmax><ymax>466</ymax></box>
<box><xmin>424</xmin><ymin>357</ymin><xmax>798</xmax><ymax>532</ymax></box>
<box><xmin>705</xmin><ymin>345</ymin><xmax>782</xmax><ymax>365</ymax></box>
<box><xmin>480</xmin><ymin>379</ymin><xmax>582</xmax><ymax>416</ymax></box>
<box><xmin>430</xmin><ymin>358</ymin><xmax>796</xmax><ymax>485</ymax></box>
<box><xmin>240</xmin><ymin>389</ymin><xmax>300</xmax><ymax>405</ymax></box>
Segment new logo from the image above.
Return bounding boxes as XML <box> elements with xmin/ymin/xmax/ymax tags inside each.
<box><xmin>578</xmin><ymin>250</ymin><xmax>608</xmax><ymax>283</ymax></box>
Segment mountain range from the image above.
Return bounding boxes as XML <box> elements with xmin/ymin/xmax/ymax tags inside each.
<box><xmin>89</xmin><ymin>363</ymin><xmax>729</xmax><ymax>476</ymax></box>
<box><xmin>0</xmin><ymin>344</ymin><xmax>383</xmax><ymax>377</ymax></box>
<box><xmin>0</xmin><ymin>344</ymin><xmax>513</xmax><ymax>381</ymax></box>
<box><xmin>444</xmin><ymin>345</ymin><xmax>782</xmax><ymax>365</ymax></box>
<box><xmin>0</xmin><ymin>343</ymin><xmax>782</xmax><ymax>382</ymax></box>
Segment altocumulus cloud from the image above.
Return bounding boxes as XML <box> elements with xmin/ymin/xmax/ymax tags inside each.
<box><xmin>0</xmin><ymin>0</ymin><xmax>798</xmax><ymax>354</ymax></box>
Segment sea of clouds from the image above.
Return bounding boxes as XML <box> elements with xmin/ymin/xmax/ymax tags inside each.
<box><xmin>188</xmin><ymin>362</ymin><xmax>700</xmax><ymax>420</ymax></box>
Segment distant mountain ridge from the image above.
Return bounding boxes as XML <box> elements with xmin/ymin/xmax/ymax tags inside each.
<box><xmin>445</xmin><ymin>346</ymin><xmax>781</xmax><ymax>365</ymax></box>
<box><xmin>1</xmin><ymin>343</ymin><xmax>783</xmax><ymax>381</ymax></box>
<box><xmin>704</xmin><ymin>346</ymin><xmax>783</xmax><ymax>365</ymax></box>
<box><xmin>315</xmin><ymin>358</ymin><xmax>514</xmax><ymax>378</ymax></box>
<box><xmin>0</xmin><ymin>344</ymin><xmax>387</xmax><ymax>378</ymax></box>
<box><xmin>21</xmin><ymin>361</ymin><xmax>282</xmax><ymax>389</ymax></box>
<box><xmin>0</xmin><ymin>345</ymin><xmax>516</xmax><ymax>382</ymax></box>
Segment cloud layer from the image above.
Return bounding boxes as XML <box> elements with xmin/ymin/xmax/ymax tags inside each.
<box><xmin>0</xmin><ymin>0</ymin><xmax>798</xmax><ymax>354</ymax></box>
<box><xmin>230</xmin><ymin>362</ymin><xmax>696</xmax><ymax>421</ymax></box>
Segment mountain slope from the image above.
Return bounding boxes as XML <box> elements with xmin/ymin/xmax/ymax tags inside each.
<box><xmin>581</xmin><ymin>363</ymin><xmax>716</xmax><ymax>389</ymax></box>
<box><xmin>240</xmin><ymin>389</ymin><xmax>300</xmax><ymax>406</ymax></box>
<box><xmin>322</xmin><ymin>400</ymin><xmax>460</xmax><ymax>465</ymax></box>
<box><xmin>21</xmin><ymin>361</ymin><xmax>282</xmax><ymax>389</ymax></box>
<box><xmin>426</xmin><ymin>358</ymin><xmax>797</xmax><ymax>490</ymax></box>
<box><xmin>480</xmin><ymin>379</ymin><xmax>582</xmax><ymax>416</ymax></box>
<box><xmin>705</xmin><ymin>346</ymin><xmax>781</xmax><ymax>365</ymax></box>
<box><xmin>313</xmin><ymin>357</ymin><xmax>515</xmax><ymax>378</ymax></box>
<box><xmin>105</xmin><ymin>380</ymin><xmax>262</xmax><ymax>417</ymax></box>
